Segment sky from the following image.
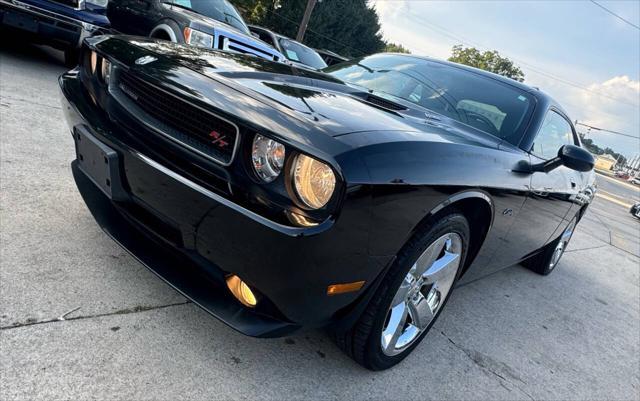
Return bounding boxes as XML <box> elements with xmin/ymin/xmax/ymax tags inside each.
<box><xmin>370</xmin><ymin>0</ymin><xmax>640</xmax><ymax>159</ymax></box>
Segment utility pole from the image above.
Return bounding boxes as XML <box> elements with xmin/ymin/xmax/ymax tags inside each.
<box><xmin>296</xmin><ymin>0</ymin><xmax>318</xmax><ymax>42</ymax></box>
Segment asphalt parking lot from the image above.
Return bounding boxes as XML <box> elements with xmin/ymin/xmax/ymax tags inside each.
<box><xmin>1</xmin><ymin>41</ymin><xmax>639</xmax><ymax>400</ymax></box>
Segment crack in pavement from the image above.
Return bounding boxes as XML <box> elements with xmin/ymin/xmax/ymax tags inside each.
<box><xmin>576</xmin><ymin>211</ymin><xmax>638</xmax><ymax>258</ymax></box>
<box><xmin>0</xmin><ymin>95</ymin><xmax>62</xmax><ymax>110</ymax></box>
<box><xmin>565</xmin><ymin>244</ymin><xmax>609</xmax><ymax>253</ymax></box>
<box><xmin>0</xmin><ymin>301</ymin><xmax>192</xmax><ymax>331</ymax></box>
<box><xmin>440</xmin><ymin>331</ymin><xmax>535</xmax><ymax>401</ymax></box>
<box><xmin>589</xmin><ymin>209</ymin><xmax>613</xmax><ymax>245</ymax></box>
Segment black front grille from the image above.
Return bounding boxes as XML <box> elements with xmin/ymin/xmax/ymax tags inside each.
<box><xmin>49</xmin><ymin>0</ymin><xmax>80</xmax><ymax>8</ymax></box>
<box><xmin>116</xmin><ymin>71</ymin><xmax>238</xmax><ymax>165</ymax></box>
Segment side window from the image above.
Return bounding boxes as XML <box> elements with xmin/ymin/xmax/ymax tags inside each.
<box><xmin>531</xmin><ymin>111</ymin><xmax>573</xmax><ymax>160</ymax></box>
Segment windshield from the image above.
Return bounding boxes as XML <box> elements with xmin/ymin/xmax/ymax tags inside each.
<box><xmin>168</xmin><ymin>0</ymin><xmax>249</xmax><ymax>34</ymax></box>
<box><xmin>324</xmin><ymin>54</ymin><xmax>534</xmax><ymax>143</ymax></box>
<box><xmin>278</xmin><ymin>38</ymin><xmax>327</xmax><ymax>70</ymax></box>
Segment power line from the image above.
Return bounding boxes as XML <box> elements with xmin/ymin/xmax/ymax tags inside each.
<box><xmin>266</xmin><ymin>4</ymin><xmax>639</xmax><ymax>109</ymax></box>
<box><xmin>400</xmin><ymin>13</ymin><xmax>639</xmax><ymax>108</ymax></box>
<box><xmin>264</xmin><ymin>9</ymin><xmax>368</xmax><ymax>57</ymax></box>
<box><xmin>590</xmin><ymin>0</ymin><xmax>640</xmax><ymax>30</ymax></box>
<box><xmin>576</xmin><ymin>122</ymin><xmax>640</xmax><ymax>140</ymax></box>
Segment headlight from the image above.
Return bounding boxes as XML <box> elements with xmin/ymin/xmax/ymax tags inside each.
<box><xmin>100</xmin><ymin>58</ymin><xmax>111</xmax><ymax>85</ymax></box>
<box><xmin>184</xmin><ymin>27</ymin><xmax>214</xmax><ymax>48</ymax></box>
<box><xmin>252</xmin><ymin>135</ymin><xmax>285</xmax><ymax>183</ymax></box>
<box><xmin>293</xmin><ymin>154</ymin><xmax>336</xmax><ymax>209</ymax></box>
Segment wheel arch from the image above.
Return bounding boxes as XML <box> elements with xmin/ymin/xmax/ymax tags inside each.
<box><xmin>411</xmin><ymin>190</ymin><xmax>494</xmax><ymax>277</ymax></box>
<box><xmin>329</xmin><ymin>190</ymin><xmax>494</xmax><ymax>334</ymax></box>
<box><xmin>150</xmin><ymin>21</ymin><xmax>180</xmax><ymax>42</ymax></box>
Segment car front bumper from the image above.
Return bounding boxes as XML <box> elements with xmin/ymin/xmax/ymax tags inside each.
<box><xmin>59</xmin><ymin>70</ymin><xmax>393</xmax><ymax>337</ymax></box>
<box><xmin>0</xmin><ymin>0</ymin><xmax>106</xmax><ymax>49</ymax></box>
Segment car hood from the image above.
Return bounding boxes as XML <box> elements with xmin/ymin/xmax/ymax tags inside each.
<box><xmin>94</xmin><ymin>37</ymin><xmax>503</xmax><ymax>148</ymax></box>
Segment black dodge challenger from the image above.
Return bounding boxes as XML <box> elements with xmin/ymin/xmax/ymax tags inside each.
<box><xmin>60</xmin><ymin>36</ymin><xmax>595</xmax><ymax>370</ymax></box>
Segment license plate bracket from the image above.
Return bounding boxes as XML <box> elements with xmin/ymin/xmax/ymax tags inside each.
<box><xmin>75</xmin><ymin>126</ymin><xmax>127</xmax><ymax>201</ymax></box>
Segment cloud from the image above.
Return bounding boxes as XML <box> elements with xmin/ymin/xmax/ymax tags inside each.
<box><xmin>371</xmin><ymin>0</ymin><xmax>640</xmax><ymax>157</ymax></box>
<box><xmin>566</xmin><ymin>76</ymin><xmax>640</xmax><ymax>157</ymax></box>
<box><xmin>371</xmin><ymin>0</ymin><xmax>457</xmax><ymax>58</ymax></box>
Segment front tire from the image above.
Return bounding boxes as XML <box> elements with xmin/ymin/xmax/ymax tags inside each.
<box><xmin>334</xmin><ymin>212</ymin><xmax>470</xmax><ymax>370</ymax></box>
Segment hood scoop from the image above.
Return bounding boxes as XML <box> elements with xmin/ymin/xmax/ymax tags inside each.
<box><xmin>362</xmin><ymin>94</ymin><xmax>408</xmax><ymax>112</ymax></box>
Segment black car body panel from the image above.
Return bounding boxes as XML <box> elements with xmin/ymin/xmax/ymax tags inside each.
<box><xmin>106</xmin><ymin>0</ymin><xmax>284</xmax><ymax>62</ymax></box>
<box><xmin>60</xmin><ymin>36</ymin><xmax>595</xmax><ymax>336</ymax></box>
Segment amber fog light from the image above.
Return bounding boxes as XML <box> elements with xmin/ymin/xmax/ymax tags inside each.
<box><xmin>226</xmin><ymin>275</ymin><xmax>257</xmax><ymax>308</ymax></box>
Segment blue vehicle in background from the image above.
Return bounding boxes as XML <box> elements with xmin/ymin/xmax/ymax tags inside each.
<box><xmin>0</xmin><ymin>0</ymin><xmax>110</xmax><ymax>66</ymax></box>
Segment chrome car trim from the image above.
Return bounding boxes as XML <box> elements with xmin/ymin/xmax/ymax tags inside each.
<box><xmin>212</xmin><ymin>26</ymin><xmax>284</xmax><ymax>62</ymax></box>
<box><xmin>381</xmin><ymin>232</ymin><xmax>463</xmax><ymax>356</ymax></box>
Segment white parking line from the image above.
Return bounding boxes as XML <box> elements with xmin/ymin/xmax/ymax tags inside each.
<box><xmin>596</xmin><ymin>191</ymin><xmax>634</xmax><ymax>208</ymax></box>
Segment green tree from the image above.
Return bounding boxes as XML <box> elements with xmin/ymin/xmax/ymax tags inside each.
<box><xmin>234</xmin><ymin>0</ymin><xmax>389</xmax><ymax>58</ymax></box>
<box><xmin>448</xmin><ymin>45</ymin><xmax>525</xmax><ymax>82</ymax></box>
<box><xmin>233</xmin><ymin>0</ymin><xmax>274</xmax><ymax>24</ymax></box>
<box><xmin>383</xmin><ymin>42</ymin><xmax>410</xmax><ymax>54</ymax></box>
<box><xmin>580</xmin><ymin>136</ymin><xmax>626</xmax><ymax>165</ymax></box>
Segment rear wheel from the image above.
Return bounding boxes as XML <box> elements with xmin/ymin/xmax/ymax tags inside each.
<box><xmin>524</xmin><ymin>217</ymin><xmax>576</xmax><ymax>276</ymax></box>
<box><xmin>333</xmin><ymin>212</ymin><xmax>469</xmax><ymax>370</ymax></box>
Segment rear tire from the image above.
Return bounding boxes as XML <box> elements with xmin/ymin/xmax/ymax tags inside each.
<box><xmin>333</xmin><ymin>212</ymin><xmax>470</xmax><ymax>370</ymax></box>
<box><xmin>523</xmin><ymin>217</ymin><xmax>576</xmax><ymax>276</ymax></box>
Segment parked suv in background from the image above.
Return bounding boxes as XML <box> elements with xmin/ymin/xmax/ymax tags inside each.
<box><xmin>107</xmin><ymin>0</ymin><xmax>283</xmax><ymax>61</ymax></box>
<box><xmin>315</xmin><ymin>48</ymin><xmax>349</xmax><ymax>66</ymax></box>
<box><xmin>248</xmin><ymin>25</ymin><xmax>326</xmax><ymax>70</ymax></box>
<box><xmin>0</xmin><ymin>0</ymin><xmax>110</xmax><ymax>66</ymax></box>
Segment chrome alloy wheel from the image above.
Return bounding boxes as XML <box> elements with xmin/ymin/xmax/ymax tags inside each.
<box><xmin>381</xmin><ymin>233</ymin><xmax>463</xmax><ymax>356</ymax></box>
<box><xmin>549</xmin><ymin>219</ymin><xmax>576</xmax><ymax>270</ymax></box>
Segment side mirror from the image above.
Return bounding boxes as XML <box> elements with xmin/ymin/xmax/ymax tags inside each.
<box><xmin>557</xmin><ymin>144</ymin><xmax>595</xmax><ymax>172</ymax></box>
<box><xmin>530</xmin><ymin>145</ymin><xmax>594</xmax><ymax>173</ymax></box>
